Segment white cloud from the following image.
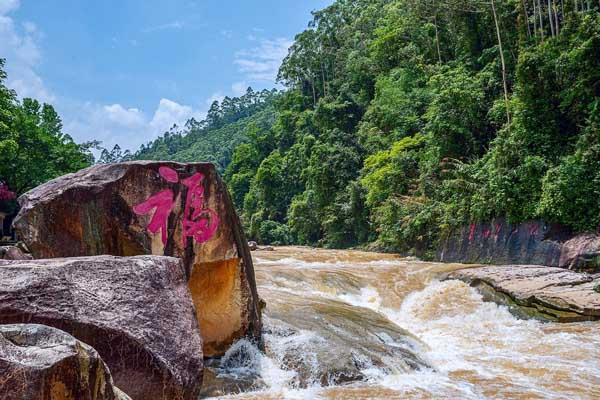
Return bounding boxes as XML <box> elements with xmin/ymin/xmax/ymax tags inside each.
<box><xmin>0</xmin><ymin>0</ymin><xmax>19</xmax><ymax>16</ymax></box>
<box><xmin>0</xmin><ymin>2</ymin><xmax>54</xmax><ymax>102</ymax></box>
<box><xmin>220</xmin><ymin>29</ymin><xmax>232</xmax><ymax>39</ymax></box>
<box><xmin>103</xmin><ymin>104</ymin><xmax>145</xmax><ymax>127</ymax></box>
<box><xmin>234</xmin><ymin>37</ymin><xmax>292</xmax><ymax>83</ymax></box>
<box><xmin>63</xmin><ymin>98</ymin><xmax>205</xmax><ymax>153</ymax></box>
<box><xmin>143</xmin><ymin>21</ymin><xmax>184</xmax><ymax>33</ymax></box>
<box><xmin>205</xmin><ymin>92</ymin><xmax>225</xmax><ymax>107</ymax></box>
<box><xmin>149</xmin><ymin>98</ymin><xmax>197</xmax><ymax>131</ymax></box>
<box><xmin>231</xmin><ymin>81</ymin><xmax>248</xmax><ymax>96</ymax></box>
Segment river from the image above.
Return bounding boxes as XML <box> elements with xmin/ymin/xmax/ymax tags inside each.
<box><xmin>204</xmin><ymin>246</ymin><xmax>600</xmax><ymax>399</ymax></box>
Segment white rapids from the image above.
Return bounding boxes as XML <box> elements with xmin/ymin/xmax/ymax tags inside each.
<box><xmin>204</xmin><ymin>246</ymin><xmax>600</xmax><ymax>400</ymax></box>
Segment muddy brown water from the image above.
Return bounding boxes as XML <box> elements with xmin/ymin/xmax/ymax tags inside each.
<box><xmin>205</xmin><ymin>246</ymin><xmax>600</xmax><ymax>399</ymax></box>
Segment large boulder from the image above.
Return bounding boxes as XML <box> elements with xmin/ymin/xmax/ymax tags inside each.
<box><xmin>0</xmin><ymin>256</ymin><xmax>203</xmax><ymax>400</ymax></box>
<box><xmin>0</xmin><ymin>324</ymin><xmax>129</xmax><ymax>400</ymax></box>
<box><xmin>447</xmin><ymin>265</ymin><xmax>600</xmax><ymax>322</ymax></box>
<box><xmin>14</xmin><ymin>161</ymin><xmax>261</xmax><ymax>356</ymax></box>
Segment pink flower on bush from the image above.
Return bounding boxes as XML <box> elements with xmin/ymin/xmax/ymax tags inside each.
<box><xmin>0</xmin><ymin>183</ymin><xmax>16</xmax><ymax>201</ymax></box>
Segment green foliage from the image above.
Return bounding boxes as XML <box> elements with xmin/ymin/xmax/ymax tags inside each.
<box><xmin>0</xmin><ymin>60</ymin><xmax>92</xmax><ymax>195</ymax></box>
<box><xmin>258</xmin><ymin>220</ymin><xmax>292</xmax><ymax>246</ymax></box>
<box><xmin>361</xmin><ymin>134</ymin><xmax>425</xmax><ymax>207</ymax></box>
<box><xmin>538</xmin><ymin>105</ymin><xmax>600</xmax><ymax>231</ymax></box>
<box><xmin>136</xmin><ymin>1</ymin><xmax>600</xmax><ymax>250</ymax></box>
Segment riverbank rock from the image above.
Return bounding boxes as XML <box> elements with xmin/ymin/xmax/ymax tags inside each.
<box><xmin>0</xmin><ymin>324</ymin><xmax>130</xmax><ymax>400</ymax></box>
<box><xmin>13</xmin><ymin>161</ymin><xmax>261</xmax><ymax>356</ymax></box>
<box><xmin>438</xmin><ymin>218</ymin><xmax>600</xmax><ymax>270</ymax></box>
<box><xmin>0</xmin><ymin>245</ymin><xmax>32</xmax><ymax>260</ymax></box>
<box><xmin>0</xmin><ymin>255</ymin><xmax>203</xmax><ymax>400</ymax></box>
<box><xmin>447</xmin><ymin>265</ymin><xmax>600</xmax><ymax>322</ymax></box>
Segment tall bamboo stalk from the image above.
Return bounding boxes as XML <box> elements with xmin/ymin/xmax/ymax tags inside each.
<box><xmin>491</xmin><ymin>0</ymin><xmax>511</xmax><ymax>126</ymax></box>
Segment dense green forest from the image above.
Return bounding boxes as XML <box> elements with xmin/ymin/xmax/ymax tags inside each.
<box><xmin>0</xmin><ymin>59</ymin><xmax>92</xmax><ymax>214</ymax></box>
<box><xmin>132</xmin><ymin>88</ymin><xmax>279</xmax><ymax>170</ymax></box>
<box><xmin>222</xmin><ymin>0</ymin><xmax>600</xmax><ymax>253</ymax></box>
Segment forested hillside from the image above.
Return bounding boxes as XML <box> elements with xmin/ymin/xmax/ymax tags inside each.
<box><xmin>133</xmin><ymin>88</ymin><xmax>279</xmax><ymax>170</ymax></box>
<box><xmin>221</xmin><ymin>0</ymin><xmax>600</xmax><ymax>254</ymax></box>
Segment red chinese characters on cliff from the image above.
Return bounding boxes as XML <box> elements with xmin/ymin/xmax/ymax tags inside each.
<box><xmin>133</xmin><ymin>166</ymin><xmax>220</xmax><ymax>246</ymax></box>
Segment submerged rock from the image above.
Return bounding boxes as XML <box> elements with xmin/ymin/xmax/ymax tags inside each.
<box><xmin>0</xmin><ymin>255</ymin><xmax>203</xmax><ymax>400</ymax></box>
<box><xmin>0</xmin><ymin>323</ymin><xmax>130</xmax><ymax>400</ymax></box>
<box><xmin>262</xmin><ymin>299</ymin><xmax>429</xmax><ymax>388</ymax></box>
<box><xmin>447</xmin><ymin>265</ymin><xmax>600</xmax><ymax>322</ymax></box>
<box><xmin>14</xmin><ymin>161</ymin><xmax>261</xmax><ymax>356</ymax></box>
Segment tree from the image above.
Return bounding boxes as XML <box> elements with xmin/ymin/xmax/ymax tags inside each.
<box><xmin>0</xmin><ymin>60</ymin><xmax>91</xmax><ymax>195</ymax></box>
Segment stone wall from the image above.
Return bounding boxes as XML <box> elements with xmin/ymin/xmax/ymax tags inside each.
<box><xmin>438</xmin><ymin>218</ymin><xmax>600</xmax><ymax>270</ymax></box>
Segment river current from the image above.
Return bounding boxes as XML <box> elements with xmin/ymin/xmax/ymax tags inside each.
<box><xmin>206</xmin><ymin>246</ymin><xmax>600</xmax><ymax>399</ymax></box>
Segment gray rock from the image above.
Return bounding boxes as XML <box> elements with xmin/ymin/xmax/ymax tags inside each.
<box><xmin>447</xmin><ymin>265</ymin><xmax>600</xmax><ymax>321</ymax></box>
<box><xmin>0</xmin><ymin>323</ymin><xmax>130</xmax><ymax>400</ymax></box>
<box><xmin>259</xmin><ymin>246</ymin><xmax>275</xmax><ymax>251</ymax></box>
<box><xmin>0</xmin><ymin>245</ymin><xmax>32</xmax><ymax>260</ymax></box>
<box><xmin>0</xmin><ymin>255</ymin><xmax>203</xmax><ymax>400</ymax></box>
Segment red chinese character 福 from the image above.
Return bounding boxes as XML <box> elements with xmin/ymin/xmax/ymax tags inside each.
<box><xmin>133</xmin><ymin>166</ymin><xmax>219</xmax><ymax>246</ymax></box>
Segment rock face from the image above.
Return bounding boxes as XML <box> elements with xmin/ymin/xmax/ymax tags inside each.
<box><xmin>447</xmin><ymin>265</ymin><xmax>600</xmax><ymax>322</ymax></box>
<box><xmin>438</xmin><ymin>218</ymin><xmax>600</xmax><ymax>269</ymax></box>
<box><xmin>0</xmin><ymin>323</ymin><xmax>129</xmax><ymax>400</ymax></box>
<box><xmin>14</xmin><ymin>161</ymin><xmax>261</xmax><ymax>356</ymax></box>
<box><xmin>0</xmin><ymin>256</ymin><xmax>203</xmax><ymax>400</ymax></box>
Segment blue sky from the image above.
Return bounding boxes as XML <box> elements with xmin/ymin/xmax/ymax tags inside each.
<box><xmin>0</xmin><ymin>0</ymin><xmax>331</xmax><ymax>151</ymax></box>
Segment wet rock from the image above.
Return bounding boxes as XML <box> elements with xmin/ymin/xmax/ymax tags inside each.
<box><xmin>447</xmin><ymin>265</ymin><xmax>600</xmax><ymax>322</ymax></box>
<box><xmin>0</xmin><ymin>245</ymin><xmax>32</xmax><ymax>260</ymax></box>
<box><xmin>438</xmin><ymin>218</ymin><xmax>600</xmax><ymax>269</ymax></box>
<box><xmin>262</xmin><ymin>299</ymin><xmax>429</xmax><ymax>388</ymax></box>
<box><xmin>260</xmin><ymin>246</ymin><xmax>275</xmax><ymax>251</ymax></box>
<box><xmin>14</xmin><ymin>161</ymin><xmax>261</xmax><ymax>356</ymax></box>
<box><xmin>199</xmin><ymin>362</ymin><xmax>262</xmax><ymax>398</ymax></box>
<box><xmin>0</xmin><ymin>323</ymin><xmax>130</xmax><ymax>400</ymax></box>
<box><xmin>248</xmin><ymin>241</ymin><xmax>258</xmax><ymax>251</ymax></box>
<box><xmin>560</xmin><ymin>234</ymin><xmax>600</xmax><ymax>270</ymax></box>
<box><xmin>199</xmin><ymin>342</ymin><xmax>264</xmax><ymax>398</ymax></box>
<box><xmin>0</xmin><ymin>255</ymin><xmax>203</xmax><ymax>400</ymax></box>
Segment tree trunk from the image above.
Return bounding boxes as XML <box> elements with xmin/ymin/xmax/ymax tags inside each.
<box><xmin>533</xmin><ymin>0</ymin><xmax>539</xmax><ymax>38</ymax></box>
<box><xmin>321</xmin><ymin>62</ymin><xmax>327</xmax><ymax>98</ymax></box>
<box><xmin>310</xmin><ymin>77</ymin><xmax>317</xmax><ymax>108</ymax></box>
<box><xmin>538</xmin><ymin>0</ymin><xmax>545</xmax><ymax>40</ymax></box>
<box><xmin>553</xmin><ymin>0</ymin><xmax>560</xmax><ymax>35</ymax></box>
<box><xmin>548</xmin><ymin>0</ymin><xmax>556</xmax><ymax>36</ymax></box>
<box><xmin>491</xmin><ymin>0</ymin><xmax>511</xmax><ymax>126</ymax></box>
<box><xmin>434</xmin><ymin>14</ymin><xmax>442</xmax><ymax>63</ymax></box>
<box><xmin>522</xmin><ymin>0</ymin><xmax>532</xmax><ymax>38</ymax></box>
